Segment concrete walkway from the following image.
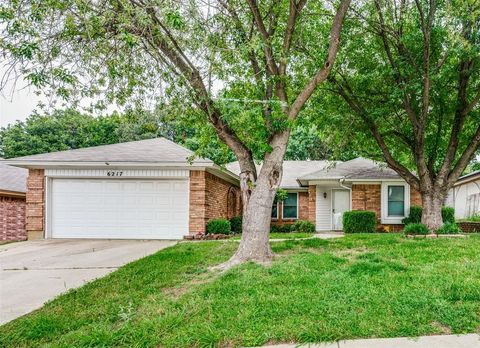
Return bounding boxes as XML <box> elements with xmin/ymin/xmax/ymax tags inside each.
<box><xmin>0</xmin><ymin>239</ymin><xmax>176</xmax><ymax>325</ymax></box>
<box><xmin>261</xmin><ymin>334</ymin><xmax>480</xmax><ymax>348</ymax></box>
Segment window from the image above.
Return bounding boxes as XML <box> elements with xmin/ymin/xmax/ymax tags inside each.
<box><xmin>271</xmin><ymin>197</ymin><xmax>278</xmax><ymax>219</ymax></box>
<box><xmin>388</xmin><ymin>185</ymin><xmax>405</xmax><ymax>216</ymax></box>
<box><xmin>282</xmin><ymin>193</ymin><xmax>298</xmax><ymax>219</ymax></box>
<box><xmin>381</xmin><ymin>182</ymin><xmax>410</xmax><ymax>224</ymax></box>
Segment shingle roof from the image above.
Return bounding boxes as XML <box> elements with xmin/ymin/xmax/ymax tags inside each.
<box><xmin>0</xmin><ymin>160</ymin><xmax>27</xmax><ymax>193</ymax></box>
<box><xmin>7</xmin><ymin>138</ymin><xmax>213</xmax><ymax>164</ymax></box>
<box><xmin>226</xmin><ymin>160</ymin><xmax>336</xmax><ymax>188</ymax></box>
<box><xmin>299</xmin><ymin>158</ymin><xmax>401</xmax><ymax>181</ymax></box>
<box><xmin>455</xmin><ymin>169</ymin><xmax>480</xmax><ymax>186</ymax></box>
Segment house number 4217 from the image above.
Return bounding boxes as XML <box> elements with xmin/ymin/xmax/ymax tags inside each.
<box><xmin>107</xmin><ymin>171</ymin><xmax>123</xmax><ymax>177</ymax></box>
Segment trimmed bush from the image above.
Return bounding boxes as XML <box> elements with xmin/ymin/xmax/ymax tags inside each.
<box><xmin>442</xmin><ymin>206</ymin><xmax>455</xmax><ymax>223</ymax></box>
<box><xmin>206</xmin><ymin>219</ymin><xmax>231</xmax><ymax>235</ymax></box>
<box><xmin>402</xmin><ymin>205</ymin><xmax>423</xmax><ymax>225</ymax></box>
<box><xmin>404</xmin><ymin>223</ymin><xmax>429</xmax><ymax>235</ymax></box>
<box><xmin>271</xmin><ymin>224</ymin><xmax>293</xmax><ymax>233</ymax></box>
<box><xmin>229</xmin><ymin>216</ymin><xmax>242</xmax><ymax>234</ymax></box>
<box><xmin>292</xmin><ymin>220</ymin><xmax>315</xmax><ymax>233</ymax></box>
<box><xmin>343</xmin><ymin>211</ymin><xmax>376</xmax><ymax>233</ymax></box>
<box><xmin>436</xmin><ymin>222</ymin><xmax>462</xmax><ymax>234</ymax></box>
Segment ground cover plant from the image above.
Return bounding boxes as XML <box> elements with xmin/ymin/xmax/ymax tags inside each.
<box><xmin>3</xmin><ymin>234</ymin><xmax>480</xmax><ymax>347</ymax></box>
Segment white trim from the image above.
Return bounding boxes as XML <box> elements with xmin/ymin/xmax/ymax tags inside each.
<box><xmin>45</xmin><ymin>177</ymin><xmax>52</xmax><ymax>239</ymax></box>
<box><xmin>381</xmin><ymin>182</ymin><xmax>410</xmax><ymax>224</ymax></box>
<box><xmin>45</xmin><ymin>168</ymin><xmax>189</xmax><ymax>179</ymax></box>
<box><xmin>271</xmin><ymin>200</ymin><xmax>279</xmax><ymax>220</ymax></box>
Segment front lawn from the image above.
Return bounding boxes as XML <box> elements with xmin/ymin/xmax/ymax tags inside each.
<box><xmin>231</xmin><ymin>232</ymin><xmax>314</xmax><ymax>240</ymax></box>
<box><xmin>2</xmin><ymin>234</ymin><xmax>480</xmax><ymax>347</ymax></box>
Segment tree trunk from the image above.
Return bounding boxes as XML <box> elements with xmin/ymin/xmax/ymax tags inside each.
<box><xmin>421</xmin><ymin>191</ymin><xmax>447</xmax><ymax>231</ymax></box>
<box><xmin>214</xmin><ymin>132</ymin><xmax>289</xmax><ymax>270</ymax></box>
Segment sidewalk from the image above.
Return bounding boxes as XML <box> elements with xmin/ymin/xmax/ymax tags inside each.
<box><xmin>261</xmin><ymin>334</ymin><xmax>480</xmax><ymax>348</ymax></box>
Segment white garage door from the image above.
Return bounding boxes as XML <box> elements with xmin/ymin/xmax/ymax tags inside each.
<box><xmin>50</xmin><ymin>179</ymin><xmax>189</xmax><ymax>239</ymax></box>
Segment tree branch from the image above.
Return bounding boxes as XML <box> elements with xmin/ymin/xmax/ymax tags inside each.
<box><xmin>288</xmin><ymin>0</ymin><xmax>351</xmax><ymax>119</ymax></box>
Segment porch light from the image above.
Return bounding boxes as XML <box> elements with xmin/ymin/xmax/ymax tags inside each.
<box><xmin>323</xmin><ymin>192</ymin><xmax>327</xmax><ymax>199</ymax></box>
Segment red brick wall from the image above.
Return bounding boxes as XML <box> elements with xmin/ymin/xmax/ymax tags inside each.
<box><xmin>351</xmin><ymin>184</ymin><xmax>424</xmax><ymax>232</ymax></box>
<box><xmin>189</xmin><ymin>170</ymin><xmax>241</xmax><ymax>235</ymax></box>
<box><xmin>458</xmin><ymin>221</ymin><xmax>480</xmax><ymax>233</ymax></box>
<box><xmin>26</xmin><ymin>169</ymin><xmax>45</xmax><ymax>239</ymax></box>
<box><xmin>0</xmin><ymin>196</ymin><xmax>26</xmax><ymax>241</ymax></box>
<box><xmin>352</xmin><ymin>184</ymin><xmax>382</xmax><ymax>219</ymax></box>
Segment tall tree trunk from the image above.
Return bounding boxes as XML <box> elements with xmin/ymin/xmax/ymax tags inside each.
<box><xmin>215</xmin><ymin>132</ymin><xmax>289</xmax><ymax>270</ymax></box>
<box><xmin>231</xmin><ymin>176</ymin><xmax>277</xmax><ymax>263</ymax></box>
<box><xmin>420</xmin><ymin>189</ymin><xmax>447</xmax><ymax>230</ymax></box>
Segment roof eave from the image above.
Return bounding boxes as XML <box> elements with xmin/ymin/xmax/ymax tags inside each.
<box><xmin>3</xmin><ymin>160</ymin><xmax>215</xmax><ymax>169</ymax></box>
<box><xmin>0</xmin><ymin>189</ymin><xmax>26</xmax><ymax>198</ymax></box>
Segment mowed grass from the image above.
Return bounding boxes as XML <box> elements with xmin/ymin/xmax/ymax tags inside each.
<box><xmin>231</xmin><ymin>232</ymin><xmax>314</xmax><ymax>240</ymax></box>
<box><xmin>2</xmin><ymin>234</ymin><xmax>480</xmax><ymax>347</ymax></box>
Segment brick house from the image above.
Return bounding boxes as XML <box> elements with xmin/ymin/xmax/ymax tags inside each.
<box><xmin>228</xmin><ymin>158</ymin><xmax>422</xmax><ymax>232</ymax></box>
<box><xmin>6</xmin><ymin>138</ymin><xmax>422</xmax><ymax>240</ymax></box>
<box><xmin>0</xmin><ymin>160</ymin><xmax>28</xmax><ymax>241</ymax></box>
<box><xmin>6</xmin><ymin>138</ymin><xmax>241</xmax><ymax>240</ymax></box>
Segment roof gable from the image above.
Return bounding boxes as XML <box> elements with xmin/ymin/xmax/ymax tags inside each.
<box><xmin>226</xmin><ymin>160</ymin><xmax>336</xmax><ymax>188</ymax></box>
<box><xmin>299</xmin><ymin>158</ymin><xmax>401</xmax><ymax>182</ymax></box>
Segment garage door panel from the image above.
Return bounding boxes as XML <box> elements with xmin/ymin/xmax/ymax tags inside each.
<box><xmin>50</xmin><ymin>178</ymin><xmax>189</xmax><ymax>239</ymax></box>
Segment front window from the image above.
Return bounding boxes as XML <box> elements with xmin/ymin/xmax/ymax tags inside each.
<box><xmin>282</xmin><ymin>193</ymin><xmax>298</xmax><ymax>219</ymax></box>
<box><xmin>271</xmin><ymin>197</ymin><xmax>278</xmax><ymax>219</ymax></box>
<box><xmin>388</xmin><ymin>185</ymin><xmax>405</xmax><ymax>216</ymax></box>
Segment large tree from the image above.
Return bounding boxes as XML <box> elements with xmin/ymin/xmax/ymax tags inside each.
<box><xmin>317</xmin><ymin>0</ymin><xmax>480</xmax><ymax>229</ymax></box>
<box><xmin>0</xmin><ymin>0</ymin><xmax>350</xmax><ymax>267</ymax></box>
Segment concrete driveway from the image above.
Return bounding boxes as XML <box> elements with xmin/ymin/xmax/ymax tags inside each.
<box><xmin>0</xmin><ymin>239</ymin><xmax>176</xmax><ymax>325</ymax></box>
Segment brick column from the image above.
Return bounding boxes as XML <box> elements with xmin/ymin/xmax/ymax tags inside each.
<box><xmin>26</xmin><ymin>169</ymin><xmax>45</xmax><ymax>240</ymax></box>
<box><xmin>308</xmin><ymin>185</ymin><xmax>316</xmax><ymax>225</ymax></box>
<box><xmin>189</xmin><ymin>170</ymin><xmax>206</xmax><ymax>235</ymax></box>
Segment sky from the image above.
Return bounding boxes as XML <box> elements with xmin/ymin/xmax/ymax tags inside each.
<box><xmin>0</xmin><ymin>85</ymin><xmax>41</xmax><ymax>128</ymax></box>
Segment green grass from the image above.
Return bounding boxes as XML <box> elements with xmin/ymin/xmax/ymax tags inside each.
<box><xmin>3</xmin><ymin>234</ymin><xmax>480</xmax><ymax>347</ymax></box>
<box><xmin>231</xmin><ymin>232</ymin><xmax>314</xmax><ymax>240</ymax></box>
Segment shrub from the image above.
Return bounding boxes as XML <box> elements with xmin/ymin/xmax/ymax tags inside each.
<box><xmin>442</xmin><ymin>206</ymin><xmax>455</xmax><ymax>223</ymax></box>
<box><xmin>467</xmin><ymin>214</ymin><xmax>480</xmax><ymax>222</ymax></box>
<box><xmin>292</xmin><ymin>220</ymin><xmax>315</xmax><ymax>233</ymax></box>
<box><xmin>436</xmin><ymin>222</ymin><xmax>462</xmax><ymax>235</ymax></box>
<box><xmin>271</xmin><ymin>224</ymin><xmax>293</xmax><ymax>233</ymax></box>
<box><xmin>403</xmin><ymin>223</ymin><xmax>429</xmax><ymax>235</ymax></box>
<box><xmin>402</xmin><ymin>205</ymin><xmax>423</xmax><ymax>225</ymax></box>
<box><xmin>343</xmin><ymin>211</ymin><xmax>376</xmax><ymax>233</ymax></box>
<box><xmin>206</xmin><ymin>219</ymin><xmax>231</xmax><ymax>235</ymax></box>
<box><xmin>229</xmin><ymin>216</ymin><xmax>242</xmax><ymax>234</ymax></box>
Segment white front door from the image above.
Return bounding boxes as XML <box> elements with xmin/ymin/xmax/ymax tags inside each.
<box><xmin>50</xmin><ymin>178</ymin><xmax>189</xmax><ymax>240</ymax></box>
<box><xmin>332</xmin><ymin>189</ymin><xmax>350</xmax><ymax>230</ymax></box>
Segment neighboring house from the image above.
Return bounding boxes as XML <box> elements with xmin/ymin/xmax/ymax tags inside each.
<box><xmin>5</xmin><ymin>138</ymin><xmax>241</xmax><ymax>240</ymax></box>
<box><xmin>0</xmin><ymin>160</ymin><xmax>28</xmax><ymax>241</ymax></box>
<box><xmin>228</xmin><ymin>158</ymin><xmax>422</xmax><ymax>232</ymax></box>
<box><xmin>446</xmin><ymin>170</ymin><xmax>480</xmax><ymax>219</ymax></box>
